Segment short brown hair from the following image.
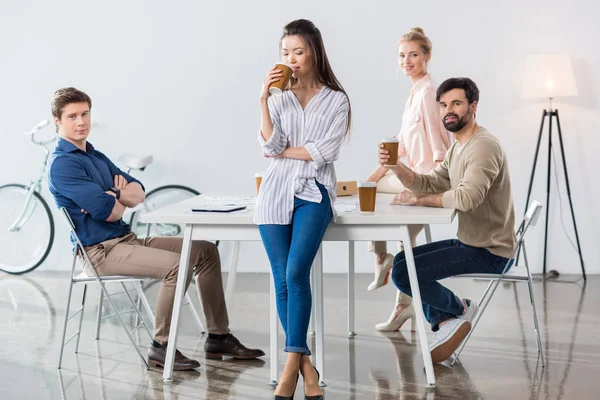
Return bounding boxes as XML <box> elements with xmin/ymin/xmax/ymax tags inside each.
<box><xmin>436</xmin><ymin>77</ymin><xmax>480</xmax><ymax>104</ymax></box>
<box><xmin>51</xmin><ymin>88</ymin><xmax>92</xmax><ymax>131</ymax></box>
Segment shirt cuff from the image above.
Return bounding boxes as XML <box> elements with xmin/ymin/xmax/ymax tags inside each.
<box><xmin>441</xmin><ymin>191</ymin><xmax>455</xmax><ymax>209</ymax></box>
<box><xmin>127</xmin><ymin>177</ymin><xmax>145</xmax><ymax>192</ymax></box>
<box><xmin>96</xmin><ymin>194</ymin><xmax>117</xmax><ymax>221</ymax></box>
<box><xmin>305</xmin><ymin>142</ymin><xmax>326</xmax><ymax>170</ymax></box>
<box><xmin>406</xmin><ymin>173</ymin><xmax>425</xmax><ymax>193</ymax></box>
<box><xmin>433</xmin><ymin>151</ymin><xmax>445</xmax><ymax>162</ymax></box>
<box><xmin>258</xmin><ymin>129</ymin><xmax>282</xmax><ymax>156</ymax></box>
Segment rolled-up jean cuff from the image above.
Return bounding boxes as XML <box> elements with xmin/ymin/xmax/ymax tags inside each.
<box><xmin>430</xmin><ymin>314</ymin><xmax>453</xmax><ymax>332</ymax></box>
<box><xmin>284</xmin><ymin>346</ymin><xmax>311</xmax><ymax>355</ymax></box>
<box><xmin>429</xmin><ymin>295</ymin><xmax>465</xmax><ymax>332</ymax></box>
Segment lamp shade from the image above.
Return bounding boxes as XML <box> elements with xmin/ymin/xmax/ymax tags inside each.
<box><xmin>522</xmin><ymin>53</ymin><xmax>578</xmax><ymax>99</ymax></box>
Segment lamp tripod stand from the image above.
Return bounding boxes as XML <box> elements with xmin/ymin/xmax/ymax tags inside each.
<box><xmin>518</xmin><ymin>99</ymin><xmax>586</xmax><ymax>281</ymax></box>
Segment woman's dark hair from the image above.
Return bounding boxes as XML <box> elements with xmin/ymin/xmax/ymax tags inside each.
<box><xmin>281</xmin><ymin>19</ymin><xmax>351</xmax><ymax>134</ymax></box>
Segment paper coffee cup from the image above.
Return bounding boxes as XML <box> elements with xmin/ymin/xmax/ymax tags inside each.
<box><xmin>357</xmin><ymin>182</ymin><xmax>377</xmax><ymax>214</ymax></box>
<box><xmin>269</xmin><ymin>62</ymin><xmax>294</xmax><ymax>95</ymax></box>
<box><xmin>255</xmin><ymin>172</ymin><xmax>264</xmax><ymax>194</ymax></box>
<box><xmin>381</xmin><ymin>137</ymin><xmax>399</xmax><ymax>166</ymax></box>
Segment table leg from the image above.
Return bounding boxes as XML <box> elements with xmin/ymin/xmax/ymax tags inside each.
<box><xmin>162</xmin><ymin>224</ymin><xmax>194</xmax><ymax>382</ymax></box>
<box><xmin>225</xmin><ymin>240</ymin><xmax>240</xmax><ymax>309</ymax></box>
<box><xmin>348</xmin><ymin>241</ymin><xmax>356</xmax><ymax>337</ymax></box>
<box><xmin>269</xmin><ymin>272</ymin><xmax>279</xmax><ymax>386</ymax></box>
<box><xmin>424</xmin><ymin>224</ymin><xmax>432</xmax><ymax>244</ymax></box>
<box><xmin>314</xmin><ymin>244</ymin><xmax>326</xmax><ymax>387</ymax></box>
<box><xmin>309</xmin><ymin>267</ymin><xmax>316</xmax><ymax>336</ymax></box>
<box><xmin>401</xmin><ymin>226</ymin><xmax>436</xmax><ymax>387</ymax></box>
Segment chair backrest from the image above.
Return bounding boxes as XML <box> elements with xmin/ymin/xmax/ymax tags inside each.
<box><xmin>524</xmin><ymin>200</ymin><xmax>543</xmax><ymax>228</ymax></box>
<box><xmin>59</xmin><ymin>207</ymin><xmax>76</xmax><ymax>233</ymax></box>
<box><xmin>518</xmin><ymin>200</ymin><xmax>543</xmax><ymax>241</ymax></box>
<box><xmin>59</xmin><ymin>207</ymin><xmax>95</xmax><ymax>274</ymax></box>
<box><xmin>501</xmin><ymin>199</ymin><xmax>542</xmax><ymax>264</ymax></box>
<box><xmin>59</xmin><ymin>207</ymin><xmax>85</xmax><ymax>248</ymax></box>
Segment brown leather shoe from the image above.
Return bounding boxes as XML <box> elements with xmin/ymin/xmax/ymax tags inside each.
<box><xmin>204</xmin><ymin>334</ymin><xmax>265</xmax><ymax>360</ymax></box>
<box><xmin>148</xmin><ymin>344</ymin><xmax>201</xmax><ymax>371</ymax></box>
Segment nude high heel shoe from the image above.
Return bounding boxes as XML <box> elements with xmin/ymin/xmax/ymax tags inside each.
<box><xmin>375</xmin><ymin>303</ymin><xmax>416</xmax><ymax>332</ymax></box>
<box><xmin>367</xmin><ymin>253</ymin><xmax>394</xmax><ymax>291</ymax></box>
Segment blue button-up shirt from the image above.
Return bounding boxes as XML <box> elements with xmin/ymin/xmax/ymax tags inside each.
<box><xmin>48</xmin><ymin>138</ymin><xmax>145</xmax><ymax>246</ymax></box>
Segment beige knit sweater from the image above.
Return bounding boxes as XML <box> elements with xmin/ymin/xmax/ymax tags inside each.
<box><xmin>408</xmin><ymin>126</ymin><xmax>517</xmax><ymax>258</ymax></box>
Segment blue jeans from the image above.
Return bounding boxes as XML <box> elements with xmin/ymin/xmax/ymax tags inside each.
<box><xmin>258</xmin><ymin>182</ymin><xmax>332</xmax><ymax>355</ymax></box>
<box><xmin>391</xmin><ymin>239</ymin><xmax>512</xmax><ymax>331</ymax></box>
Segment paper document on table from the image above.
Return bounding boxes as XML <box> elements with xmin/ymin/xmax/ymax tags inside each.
<box><xmin>202</xmin><ymin>196</ymin><xmax>257</xmax><ymax>206</ymax></box>
<box><xmin>334</xmin><ymin>197</ymin><xmax>357</xmax><ymax>205</ymax></box>
<box><xmin>334</xmin><ymin>204</ymin><xmax>356</xmax><ymax>212</ymax></box>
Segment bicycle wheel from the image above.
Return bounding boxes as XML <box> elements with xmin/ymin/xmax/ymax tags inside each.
<box><xmin>130</xmin><ymin>185</ymin><xmax>199</xmax><ymax>237</ymax></box>
<box><xmin>0</xmin><ymin>184</ymin><xmax>55</xmax><ymax>274</ymax></box>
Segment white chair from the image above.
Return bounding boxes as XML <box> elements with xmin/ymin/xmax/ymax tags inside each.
<box><xmin>57</xmin><ymin>207</ymin><xmax>206</xmax><ymax>369</ymax></box>
<box><xmin>450</xmin><ymin>200</ymin><xmax>545</xmax><ymax>367</ymax></box>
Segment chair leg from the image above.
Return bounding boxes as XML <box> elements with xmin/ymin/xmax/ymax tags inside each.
<box><xmin>99</xmin><ymin>281</ymin><xmax>149</xmax><ymax>369</ymax></box>
<box><xmin>135</xmin><ymin>281</ymin><xmax>155</xmax><ymax>321</ymax></box>
<box><xmin>120</xmin><ymin>282</ymin><xmax>153</xmax><ymax>340</ymax></box>
<box><xmin>451</xmin><ymin>279</ymin><xmax>498</xmax><ymax>366</ymax></box>
<box><xmin>186</xmin><ymin>292</ymin><xmax>207</xmax><ymax>334</ymax></box>
<box><xmin>74</xmin><ymin>284</ymin><xmax>88</xmax><ymax>354</ymax></box>
<box><xmin>57</xmin><ymin>272</ymin><xmax>76</xmax><ymax>369</ymax></box>
<box><xmin>522</xmin><ymin>243</ymin><xmax>545</xmax><ymax>367</ymax></box>
<box><xmin>135</xmin><ymin>282</ymin><xmax>142</xmax><ymax>327</ymax></box>
<box><xmin>95</xmin><ymin>289</ymin><xmax>104</xmax><ymax>340</ymax></box>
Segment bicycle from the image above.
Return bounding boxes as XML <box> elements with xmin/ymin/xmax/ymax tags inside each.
<box><xmin>0</xmin><ymin>120</ymin><xmax>56</xmax><ymax>274</ymax></box>
<box><xmin>0</xmin><ymin>120</ymin><xmax>199</xmax><ymax>275</ymax></box>
<box><xmin>117</xmin><ymin>154</ymin><xmax>199</xmax><ymax>237</ymax></box>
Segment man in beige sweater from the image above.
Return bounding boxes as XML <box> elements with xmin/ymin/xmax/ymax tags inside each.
<box><xmin>379</xmin><ymin>77</ymin><xmax>516</xmax><ymax>364</ymax></box>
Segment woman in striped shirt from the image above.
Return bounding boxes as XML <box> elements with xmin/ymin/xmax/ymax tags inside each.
<box><xmin>365</xmin><ymin>28</ymin><xmax>452</xmax><ymax>332</ymax></box>
<box><xmin>256</xmin><ymin>19</ymin><xmax>350</xmax><ymax>400</ymax></box>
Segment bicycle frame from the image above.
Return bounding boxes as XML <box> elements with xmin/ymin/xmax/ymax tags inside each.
<box><xmin>9</xmin><ymin>123</ymin><xmax>56</xmax><ymax>232</ymax></box>
<box><xmin>122</xmin><ymin>166</ymin><xmax>184</xmax><ymax>237</ymax></box>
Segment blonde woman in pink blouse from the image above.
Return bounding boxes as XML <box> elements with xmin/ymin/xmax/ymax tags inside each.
<box><xmin>365</xmin><ymin>27</ymin><xmax>452</xmax><ymax>331</ymax></box>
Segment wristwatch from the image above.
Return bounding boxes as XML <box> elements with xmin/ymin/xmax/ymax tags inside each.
<box><xmin>109</xmin><ymin>187</ymin><xmax>121</xmax><ymax>200</ymax></box>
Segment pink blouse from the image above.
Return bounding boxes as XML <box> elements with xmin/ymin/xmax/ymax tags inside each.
<box><xmin>398</xmin><ymin>73</ymin><xmax>453</xmax><ymax>174</ymax></box>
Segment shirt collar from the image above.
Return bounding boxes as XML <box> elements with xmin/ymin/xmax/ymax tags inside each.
<box><xmin>410</xmin><ymin>73</ymin><xmax>432</xmax><ymax>95</ymax></box>
<box><xmin>57</xmin><ymin>137</ymin><xmax>94</xmax><ymax>153</ymax></box>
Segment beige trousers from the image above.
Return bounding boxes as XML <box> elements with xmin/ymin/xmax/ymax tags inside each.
<box><xmin>84</xmin><ymin>232</ymin><xmax>229</xmax><ymax>343</ymax></box>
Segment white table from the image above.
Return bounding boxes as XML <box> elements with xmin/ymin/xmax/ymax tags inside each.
<box><xmin>140</xmin><ymin>194</ymin><xmax>456</xmax><ymax>387</ymax></box>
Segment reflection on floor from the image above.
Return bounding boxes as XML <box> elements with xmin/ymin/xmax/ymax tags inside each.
<box><xmin>0</xmin><ymin>271</ymin><xmax>597</xmax><ymax>399</ymax></box>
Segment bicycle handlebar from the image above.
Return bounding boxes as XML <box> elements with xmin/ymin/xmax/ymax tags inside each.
<box><xmin>24</xmin><ymin>119</ymin><xmax>100</xmax><ymax>147</ymax></box>
<box><xmin>23</xmin><ymin>120</ymin><xmax>56</xmax><ymax>146</ymax></box>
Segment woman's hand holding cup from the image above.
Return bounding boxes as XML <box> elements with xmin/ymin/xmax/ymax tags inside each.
<box><xmin>260</xmin><ymin>66</ymin><xmax>283</xmax><ymax>100</ymax></box>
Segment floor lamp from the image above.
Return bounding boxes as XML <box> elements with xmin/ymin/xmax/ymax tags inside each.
<box><xmin>520</xmin><ymin>53</ymin><xmax>586</xmax><ymax>281</ymax></box>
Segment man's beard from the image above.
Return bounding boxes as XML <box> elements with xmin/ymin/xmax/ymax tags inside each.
<box><xmin>443</xmin><ymin>111</ymin><xmax>472</xmax><ymax>132</ymax></box>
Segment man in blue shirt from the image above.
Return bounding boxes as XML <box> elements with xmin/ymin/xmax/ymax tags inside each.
<box><xmin>48</xmin><ymin>87</ymin><xmax>264</xmax><ymax>371</ymax></box>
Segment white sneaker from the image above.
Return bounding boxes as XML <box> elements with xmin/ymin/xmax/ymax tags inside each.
<box><xmin>429</xmin><ymin>319</ymin><xmax>471</xmax><ymax>363</ymax></box>
<box><xmin>458</xmin><ymin>298</ymin><xmax>479</xmax><ymax>324</ymax></box>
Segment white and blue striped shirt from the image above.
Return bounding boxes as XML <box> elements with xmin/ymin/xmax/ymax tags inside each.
<box><xmin>254</xmin><ymin>86</ymin><xmax>350</xmax><ymax>225</ymax></box>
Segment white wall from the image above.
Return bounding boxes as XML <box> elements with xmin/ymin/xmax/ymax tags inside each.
<box><xmin>1</xmin><ymin>0</ymin><xmax>598</xmax><ymax>275</ymax></box>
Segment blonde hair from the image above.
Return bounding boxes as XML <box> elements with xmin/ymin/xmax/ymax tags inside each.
<box><xmin>398</xmin><ymin>27</ymin><xmax>432</xmax><ymax>56</ymax></box>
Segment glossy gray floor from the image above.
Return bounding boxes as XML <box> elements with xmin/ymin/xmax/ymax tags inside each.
<box><xmin>0</xmin><ymin>271</ymin><xmax>597</xmax><ymax>400</ymax></box>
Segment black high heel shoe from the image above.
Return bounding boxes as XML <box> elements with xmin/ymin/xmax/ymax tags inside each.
<box><xmin>273</xmin><ymin>372</ymin><xmax>299</xmax><ymax>400</ymax></box>
<box><xmin>304</xmin><ymin>366</ymin><xmax>323</xmax><ymax>400</ymax></box>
